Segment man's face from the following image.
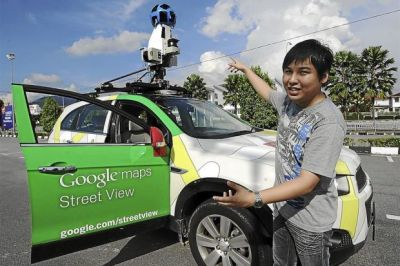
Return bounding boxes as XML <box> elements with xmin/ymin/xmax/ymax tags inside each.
<box><xmin>282</xmin><ymin>58</ymin><xmax>328</xmax><ymax>108</ymax></box>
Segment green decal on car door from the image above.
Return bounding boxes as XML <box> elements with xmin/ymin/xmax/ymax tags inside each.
<box><xmin>13</xmin><ymin>84</ymin><xmax>170</xmax><ymax>245</ymax></box>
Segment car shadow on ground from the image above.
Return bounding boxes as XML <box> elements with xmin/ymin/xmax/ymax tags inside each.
<box><xmin>103</xmin><ymin>228</ymin><xmax>179</xmax><ymax>265</ymax></box>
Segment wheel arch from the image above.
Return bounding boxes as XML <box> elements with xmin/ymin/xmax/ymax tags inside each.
<box><xmin>173</xmin><ymin>178</ymin><xmax>273</xmax><ymax>240</ymax></box>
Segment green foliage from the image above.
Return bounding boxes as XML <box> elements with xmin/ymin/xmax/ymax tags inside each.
<box><xmin>364</xmin><ymin>137</ymin><xmax>400</xmax><ymax>147</ymax></box>
<box><xmin>223</xmin><ymin>66</ymin><xmax>278</xmax><ymax>129</ymax></box>
<box><xmin>344</xmin><ymin>137</ymin><xmax>400</xmax><ymax>147</ymax></box>
<box><xmin>223</xmin><ymin>74</ymin><xmax>241</xmax><ymax>114</ymax></box>
<box><xmin>328</xmin><ymin>46</ymin><xmax>397</xmax><ymax>120</ymax></box>
<box><xmin>328</xmin><ymin>51</ymin><xmax>364</xmax><ymax>119</ymax></box>
<box><xmin>361</xmin><ymin>46</ymin><xmax>397</xmax><ymax>111</ymax></box>
<box><xmin>183</xmin><ymin>74</ymin><xmax>208</xmax><ymax>100</ymax></box>
<box><xmin>40</xmin><ymin>97</ymin><xmax>61</xmax><ymax>133</ymax></box>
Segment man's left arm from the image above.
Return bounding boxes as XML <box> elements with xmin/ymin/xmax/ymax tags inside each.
<box><xmin>214</xmin><ymin>122</ymin><xmax>345</xmax><ymax>208</ymax></box>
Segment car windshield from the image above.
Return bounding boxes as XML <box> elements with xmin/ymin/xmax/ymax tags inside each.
<box><xmin>156</xmin><ymin>98</ymin><xmax>259</xmax><ymax>138</ymax></box>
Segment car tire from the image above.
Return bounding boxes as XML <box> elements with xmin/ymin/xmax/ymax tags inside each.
<box><xmin>188</xmin><ymin>199</ymin><xmax>272</xmax><ymax>266</ymax></box>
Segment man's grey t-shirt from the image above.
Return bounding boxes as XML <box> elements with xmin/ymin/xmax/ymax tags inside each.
<box><xmin>269</xmin><ymin>90</ymin><xmax>346</xmax><ymax>233</ymax></box>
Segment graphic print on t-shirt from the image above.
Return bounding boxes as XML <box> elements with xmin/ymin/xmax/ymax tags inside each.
<box><xmin>278</xmin><ymin>111</ymin><xmax>321</xmax><ymax>208</ymax></box>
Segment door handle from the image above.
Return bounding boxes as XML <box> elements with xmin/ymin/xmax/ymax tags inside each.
<box><xmin>171</xmin><ymin>166</ymin><xmax>188</xmax><ymax>174</ymax></box>
<box><xmin>38</xmin><ymin>166</ymin><xmax>77</xmax><ymax>174</ymax></box>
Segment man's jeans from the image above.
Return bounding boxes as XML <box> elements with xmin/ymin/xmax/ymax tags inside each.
<box><xmin>273</xmin><ymin>214</ymin><xmax>333</xmax><ymax>266</ymax></box>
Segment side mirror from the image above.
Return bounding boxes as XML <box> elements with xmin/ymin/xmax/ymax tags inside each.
<box><xmin>150</xmin><ymin>126</ymin><xmax>167</xmax><ymax>157</ymax></box>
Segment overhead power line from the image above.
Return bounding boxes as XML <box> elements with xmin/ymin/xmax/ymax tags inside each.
<box><xmin>170</xmin><ymin>9</ymin><xmax>400</xmax><ymax>72</ymax></box>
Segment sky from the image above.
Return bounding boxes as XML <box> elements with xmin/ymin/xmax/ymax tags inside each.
<box><xmin>1</xmin><ymin>0</ymin><xmax>399</xmax><ymax>104</ymax></box>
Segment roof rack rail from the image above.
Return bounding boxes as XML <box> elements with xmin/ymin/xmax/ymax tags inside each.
<box><xmin>89</xmin><ymin>81</ymin><xmax>188</xmax><ymax>97</ymax></box>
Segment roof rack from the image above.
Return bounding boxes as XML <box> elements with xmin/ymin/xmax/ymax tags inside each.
<box><xmin>89</xmin><ymin>81</ymin><xmax>189</xmax><ymax>97</ymax></box>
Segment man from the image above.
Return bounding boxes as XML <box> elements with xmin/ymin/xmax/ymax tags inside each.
<box><xmin>214</xmin><ymin>39</ymin><xmax>345</xmax><ymax>265</ymax></box>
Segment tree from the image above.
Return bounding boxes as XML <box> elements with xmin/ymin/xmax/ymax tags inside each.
<box><xmin>223</xmin><ymin>74</ymin><xmax>242</xmax><ymax>114</ymax></box>
<box><xmin>223</xmin><ymin>66</ymin><xmax>278</xmax><ymax>129</ymax></box>
<box><xmin>183</xmin><ymin>74</ymin><xmax>208</xmax><ymax>100</ymax></box>
<box><xmin>328</xmin><ymin>51</ymin><xmax>364</xmax><ymax>119</ymax></box>
<box><xmin>360</xmin><ymin>46</ymin><xmax>397</xmax><ymax>117</ymax></box>
<box><xmin>40</xmin><ymin>97</ymin><xmax>61</xmax><ymax>133</ymax></box>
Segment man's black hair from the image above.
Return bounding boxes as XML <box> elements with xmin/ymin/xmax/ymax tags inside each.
<box><xmin>282</xmin><ymin>39</ymin><xmax>333</xmax><ymax>80</ymax></box>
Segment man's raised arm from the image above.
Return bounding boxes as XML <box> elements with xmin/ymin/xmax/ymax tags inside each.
<box><xmin>228</xmin><ymin>58</ymin><xmax>274</xmax><ymax>101</ymax></box>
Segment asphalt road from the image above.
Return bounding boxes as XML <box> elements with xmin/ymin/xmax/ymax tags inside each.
<box><xmin>1</xmin><ymin>137</ymin><xmax>399</xmax><ymax>265</ymax></box>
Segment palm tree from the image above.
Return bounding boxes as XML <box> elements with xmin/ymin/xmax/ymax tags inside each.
<box><xmin>183</xmin><ymin>74</ymin><xmax>208</xmax><ymax>100</ymax></box>
<box><xmin>328</xmin><ymin>51</ymin><xmax>362</xmax><ymax>119</ymax></box>
<box><xmin>360</xmin><ymin>46</ymin><xmax>397</xmax><ymax>120</ymax></box>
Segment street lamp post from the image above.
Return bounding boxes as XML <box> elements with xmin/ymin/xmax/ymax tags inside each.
<box><xmin>6</xmin><ymin>53</ymin><xmax>15</xmax><ymax>83</ymax></box>
<box><xmin>6</xmin><ymin>53</ymin><xmax>16</xmax><ymax>135</ymax></box>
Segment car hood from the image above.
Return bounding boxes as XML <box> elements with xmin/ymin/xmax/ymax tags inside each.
<box><xmin>197</xmin><ymin>131</ymin><xmax>277</xmax><ymax>165</ymax></box>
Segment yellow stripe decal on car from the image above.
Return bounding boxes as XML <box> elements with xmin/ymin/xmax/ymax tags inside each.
<box><xmin>107</xmin><ymin>95</ymin><xmax>118</xmax><ymax>100</ymax></box>
<box><xmin>53</xmin><ymin>118</ymin><xmax>62</xmax><ymax>143</ymax></box>
<box><xmin>260</xmin><ymin>129</ymin><xmax>277</xmax><ymax>136</ymax></box>
<box><xmin>72</xmin><ymin>133</ymin><xmax>85</xmax><ymax>143</ymax></box>
<box><xmin>335</xmin><ymin>160</ymin><xmax>348</xmax><ymax>175</ymax></box>
<box><xmin>171</xmin><ymin>135</ymin><xmax>199</xmax><ymax>184</ymax></box>
<box><xmin>337</xmin><ymin>160</ymin><xmax>359</xmax><ymax>238</ymax></box>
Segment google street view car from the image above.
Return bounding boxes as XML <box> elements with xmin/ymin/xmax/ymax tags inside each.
<box><xmin>13</xmin><ymin>3</ymin><xmax>374</xmax><ymax>265</ymax></box>
<box><xmin>14</xmin><ymin>81</ymin><xmax>374</xmax><ymax>265</ymax></box>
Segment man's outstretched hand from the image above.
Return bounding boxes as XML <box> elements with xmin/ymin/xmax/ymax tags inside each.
<box><xmin>213</xmin><ymin>181</ymin><xmax>255</xmax><ymax>208</ymax></box>
<box><xmin>228</xmin><ymin>57</ymin><xmax>249</xmax><ymax>73</ymax></box>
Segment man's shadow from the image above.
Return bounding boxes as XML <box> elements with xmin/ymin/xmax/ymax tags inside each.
<box><xmin>104</xmin><ymin>228</ymin><xmax>179</xmax><ymax>266</ymax></box>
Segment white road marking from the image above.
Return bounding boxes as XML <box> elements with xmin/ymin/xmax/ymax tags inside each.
<box><xmin>387</xmin><ymin>156</ymin><xmax>394</xmax><ymax>162</ymax></box>
<box><xmin>386</xmin><ymin>214</ymin><xmax>400</xmax><ymax>221</ymax></box>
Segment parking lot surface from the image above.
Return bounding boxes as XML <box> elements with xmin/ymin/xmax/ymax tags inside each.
<box><xmin>1</xmin><ymin>137</ymin><xmax>399</xmax><ymax>265</ymax></box>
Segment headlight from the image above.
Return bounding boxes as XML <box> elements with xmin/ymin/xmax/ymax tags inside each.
<box><xmin>335</xmin><ymin>174</ymin><xmax>350</xmax><ymax>196</ymax></box>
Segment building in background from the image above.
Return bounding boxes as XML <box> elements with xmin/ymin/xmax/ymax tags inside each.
<box><xmin>206</xmin><ymin>81</ymin><xmax>285</xmax><ymax>117</ymax></box>
<box><xmin>374</xmin><ymin>92</ymin><xmax>400</xmax><ymax>113</ymax></box>
<box><xmin>29</xmin><ymin>104</ymin><xmax>42</xmax><ymax>116</ymax></box>
<box><xmin>206</xmin><ymin>85</ymin><xmax>241</xmax><ymax>116</ymax></box>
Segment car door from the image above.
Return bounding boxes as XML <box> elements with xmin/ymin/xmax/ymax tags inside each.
<box><xmin>12</xmin><ymin>84</ymin><xmax>170</xmax><ymax>261</ymax></box>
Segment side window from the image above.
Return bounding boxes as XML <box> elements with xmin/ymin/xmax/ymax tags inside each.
<box><xmin>114</xmin><ymin>101</ymin><xmax>169</xmax><ymax>144</ymax></box>
<box><xmin>25</xmin><ymin>91</ymin><xmax>124</xmax><ymax>144</ymax></box>
<box><xmin>75</xmin><ymin>104</ymin><xmax>108</xmax><ymax>133</ymax></box>
<box><xmin>114</xmin><ymin>114</ymin><xmax>150</xmax><ymax>144</ymax></box>
<box><xmin>60</xmin><ymin>106</ymin><xmax>81</xmax><ymax>130</ymax></box>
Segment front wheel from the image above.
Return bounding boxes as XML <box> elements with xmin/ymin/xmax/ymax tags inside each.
<box><xmin>188</xmin><ymin>200</ymin><xmax>272</xmax><ymax>266</ymax></box>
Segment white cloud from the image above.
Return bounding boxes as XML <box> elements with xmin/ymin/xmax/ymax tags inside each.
<box><xmin>198</xmin><ymin>51</ymin><xmax>231</xmax><ymax>85</ymax></box>
<box><xmin>78</xmin><ymin>0</ymin><xmax>148</xmax><ymax>30</ymax></box>
<box><xmin>120</xmin><ymin>0</ymin><xmax>148</xmax><ymax>20</ymax></box>
<box><xmin>0</xmin><ymin>93</ymin><xmax>12</xmax><ymax>105</ymax></box>
<box><xmin>200</xmin><ymin>0</ymin><xmax>359</xmax><ymax>82</ymax></box>
<box><xmin>60</xmin><ymin>83</ymin><xmax>78</xmax><ymax>92</ymax></box>
<box><xmin>24</xmin><ymin>73</ymin><xmax>61</xmax><ymax>85</ymax></box>
<box><xmin>66</xmin><ymin>30</ymin><xmax>149</xmax><ymax>56</ymax></box>
<box><xmin>23</xmin><ymin>74</ymin><xmax>78</xmax><ymax>95</ymax></box>
<box><xmin>200</xmin><ymin>0</ymin><xmax>253</xmax><ymax>38</ymax></box>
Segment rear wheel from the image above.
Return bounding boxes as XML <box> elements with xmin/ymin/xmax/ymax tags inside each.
<box><xmin>188</xmin><ymin>200</ymin><xmax>272</xmax><ymax>266</ymax></box>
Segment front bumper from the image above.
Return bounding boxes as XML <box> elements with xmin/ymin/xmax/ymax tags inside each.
<box><xmin>330</xmin><ymin>193</ymin><xmax>376</xmax><ymax>266</ymax></box>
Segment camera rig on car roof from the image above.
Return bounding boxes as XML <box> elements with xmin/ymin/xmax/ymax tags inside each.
<box><xmin>94</xmin><ymin>4</ymin><xmax>183</xmax><ymax>97</ymax></box>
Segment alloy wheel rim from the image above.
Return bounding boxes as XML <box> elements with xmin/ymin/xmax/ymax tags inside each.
<box><xmin>195</xmin><ymin>214</ymin><xmax>252</xmax><ymax>266</ymax></box>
